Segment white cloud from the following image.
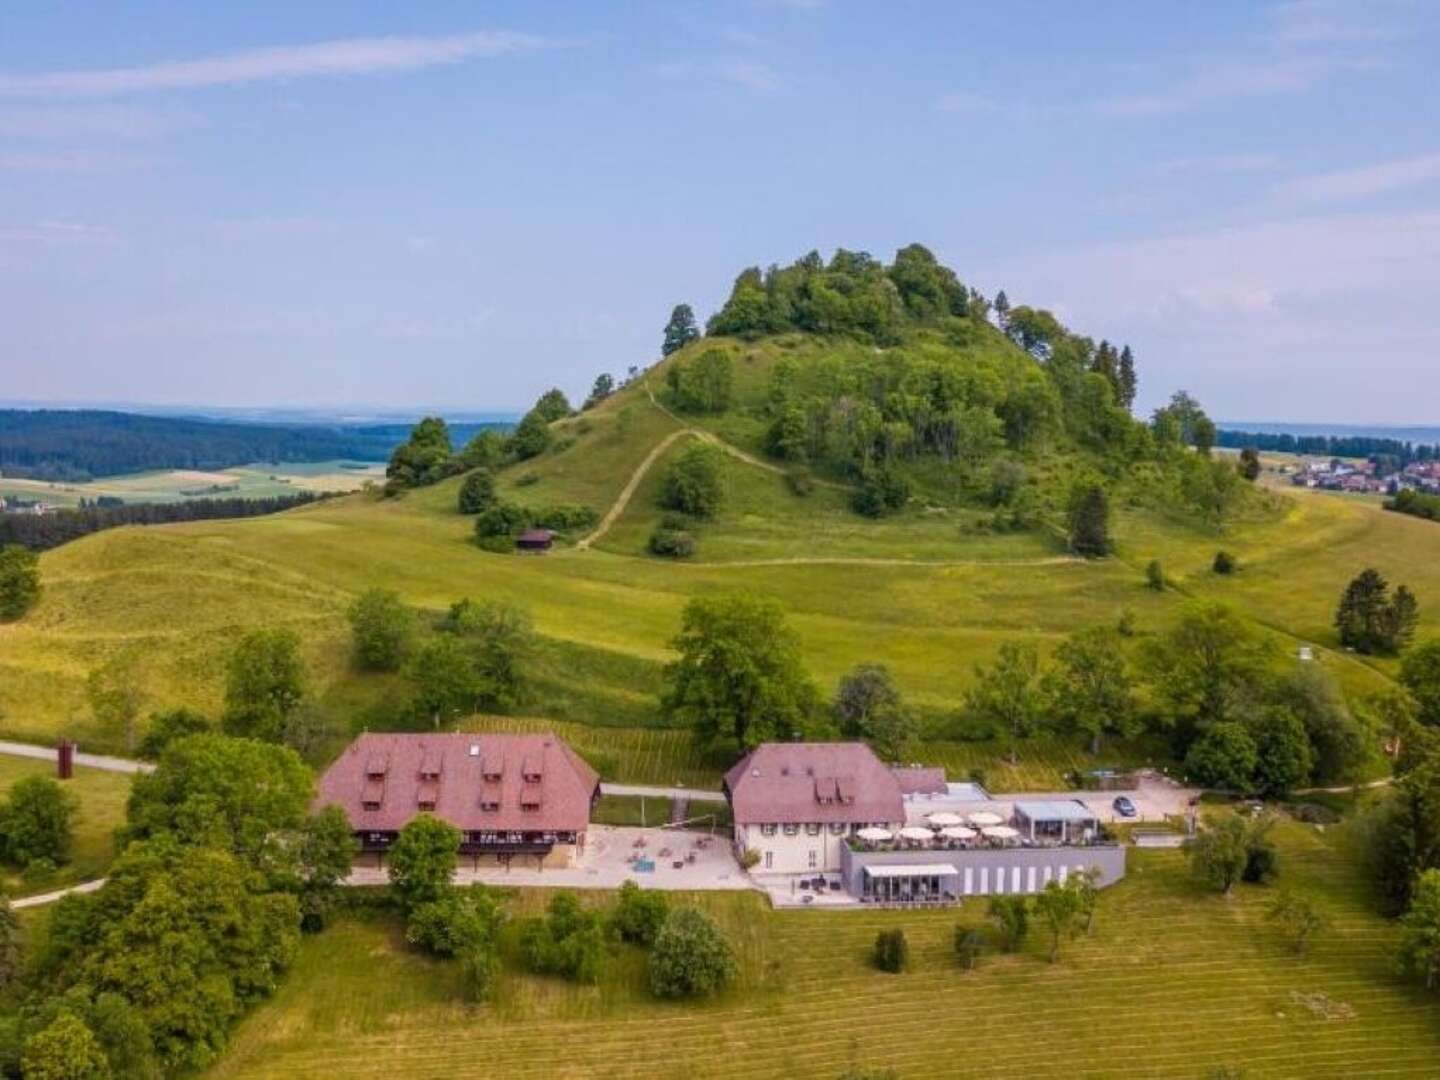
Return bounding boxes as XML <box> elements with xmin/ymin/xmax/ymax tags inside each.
<box><xmin>1152</xmin><ymin>152</ymin><xmax>1284</xmax><ymax>177</ymax></box>
<box><xmin>0</xmin><ymin>30</ymin><xmax>547</xmax><ymax>99</ymax></box>
<box><xmin>715</xmin><ymin>59</ymin><xmax>781</xmax><ymax>94</ymax></box>
<box><xmin>987</xmin><ymin>209</ymin><xmax>1440</xmax><ymax>420</ymax></box>
<box><xmin>1276</xmin><ymin>152</ymin><xmax>1440</xmax><ymax>202</ymax></box>
<box><xmin>0</xmin><ymin>219</ymin><xmax>117</xmax><ymax>244</ymax></box>
<box><xmin>1262</xmin><ymin>0</ymin><xmax>1405</xmax><ymax>45</ymax></box>
<box><xmin>1092</xmin><ymin>55</ymin><xmax>1381</xmax><ymax>117</ymax></box>
<box><xmin>0</xmin><ymin>149</ymin><xmax>153</xmax><ymax>172</ymax></box>
<box><xmin>0</xmin><ymin>104</ymin><xmax>191</xmax><ymax>139</ymax></box>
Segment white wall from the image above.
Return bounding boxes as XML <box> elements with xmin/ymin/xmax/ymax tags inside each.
<box><xmin>735</xmin><ymin>820</ymin><xmax>901</xmax><ymax>875</ymax></box>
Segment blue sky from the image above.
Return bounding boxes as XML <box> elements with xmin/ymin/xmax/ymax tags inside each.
<box><xmin>2</xmin><ymin>1</ymin><xmax>1437</xmax><ymax>422</ymax></box>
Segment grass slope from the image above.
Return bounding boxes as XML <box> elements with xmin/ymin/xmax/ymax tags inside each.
<box><xmin>1</xmin><ymin>336</ymin><xmax>1431</xmax><ymax>783</ymax></box>
<box><xmin>209</xmin><ymin>819</ymin><xmax>1440</xmax><ymax>1080</ymax></box>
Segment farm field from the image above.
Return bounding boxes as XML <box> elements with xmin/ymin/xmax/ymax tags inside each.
<box><xmin>209</xmin><ymin>818</ymin><xmax>1440</xmax><ymax>1080</ymax></box>
<box><xmin>0</xmin><ymin>459</ymin><xmax>384</xmax><ymax>507</ymax></box>
<box><xmin>2</xmin><ymin>377</ymin><xmax>1434</xmax><ymax>785</ymax></box>
<box><xmin>0</xmin><ymin>756</ymin><xmax>133</xmax><ymax>897</ymax></box>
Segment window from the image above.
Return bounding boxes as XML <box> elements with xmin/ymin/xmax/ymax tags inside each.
<box><xmin>829</xmin><ymin>823</ymin><xmax>845</xmax><ymax>835</ymax></box>
<box><xmin>761</xmin><ymin>823</ymin><xmax>777</xmax><ymax>837</ymax></box>
<box><xmin>783</xmin><ymin>823</ymin><xmax>799</xmax><ymax>836</ymax></box>
<box><xmin>807</xmin><ymin>850</ymin><xmax>818</xmax><ymax>868</ymax></box>
<box><xmin>764</xmin><ymin>851</ymin><xmax>773</xmax><ymax>869</ymax></box>
<box><xmin>805</xmin><ymin>823</ymin><xmax>821</xmax><ymax>836</ymax></box>
<box><xmin>362</xmin><ymin>800</ymin><xmax>381</xmax><ymax>812</ymax></box>
<box><xmin>417</xmin><ymin>799</ymin><xmax>436</xmax><ymax>812</ymax></box>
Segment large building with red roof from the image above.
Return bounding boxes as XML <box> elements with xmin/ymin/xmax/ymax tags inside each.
<box><xmin>723</xmin><ymin>742</ymin><xmax>908</xmax><ymax>875</ymax></box>
<box><xmin>316</xmin><ymin>732</ymin><xmax>600</xmax><ymax>870</ymax></box>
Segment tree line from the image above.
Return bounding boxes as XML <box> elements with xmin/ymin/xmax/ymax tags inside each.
<box><xmin>1217</xmin><ymin>428</ymin><xmax>1440</xmax><ymax>467</ymax></box>
<box><xmin>0</xmin><ymin>492</ymin><xmax>326</xmax><ymax>552</ymax></box>
<box><xmin>384</xmin><ymin>391</ymin><xmax>568</xmax><ymax>494</ymax></box>
<box><xmin>0</xmin><ymin>409</ymin><xmax>514</xmax><ymax>482</ymax></box>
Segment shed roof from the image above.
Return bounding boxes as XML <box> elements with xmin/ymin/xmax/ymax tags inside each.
<box><xmin>316</xmin><ymin>732</ymin><xmax>598</xmax><ymax>834</ymax></box>
<box><xmin>1013</xmin><ymin>799</ymin><xmax>1098</xmax><ymax>823</ymax></box>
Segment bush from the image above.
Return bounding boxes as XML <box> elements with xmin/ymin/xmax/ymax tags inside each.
<box><xmin>406</xmin><ymin>888</ymin><xmax>506</xmax><ymax>958</ymax></box>
<box><xmin>457</xmin><ymin>469</ymin><xmax>496</xmax><ymax>514</ymax></box>
<box><xmin>611</xmin><ymin>881</ymin><xmax>670</xmax><ymax>946</ymax></box>
<box><xmin>529</xmin><ymin>504</ymin><xmax>599</xmax><ymax>532</ymax></box>
<box><xmin>1243</xmin><ymin>838</ymin><xmax>1280</xmax><ymax>884</ymax></box>
<box><xmin>136</xmin><ymin>708</ymin><xmax>212</xmax><ymax>759</ymax></box>
<box><xmin>474</xmin><ymin>501</ymin><xmax>530</xmax><ymax>539</ymax></box>
<box><xmin>661</xmin><ymin>443</ymin><xmax>726</xmax><ymax>519</ymax></box>
<box><xmin>1213</xmin><ymin>550</ymin><xmax>1238</xmax><ymax>575</ymax></box>
<box><xmin>520</xmin><ymin>892</ymin><xmax>609</xmax><ymax>984</ymax></box>
<box><xmin>987</xmin><ymin>896</ymin><xmax>1029</xmax><ymax>952</ymax></box>
<box><xmin>649</xmin><ymin>907</ymin><xmax>736</xmax><ymax>998</ymax></box>
<box><xmin>514</xmin><ymin>471</ymin><xmax>540</xmax><ymax>487</ymax></box>
<box><xmin>1145</xmin><ymin>560</ymin><xmax>1165</xmax><ymax>591</ymax></box>
<box><xmin>739</xmin><ymin>848</ymin><xmax>761</xmax><ymax>870</ymax></box>
<box><xmin>954</xmin><ymin>926</ymin><xmax>985</xmax><ymax>970</ymax></box>
<box><xmin>648</xmin><ymin>527</ymin><xmax>696</xmax><ymax>559</ymax></box>
<box><xmin>872</xmin><ymin>928</ymin><xmax>909</xmax><ymax>973</ymax></box>
<box><xmin>852</xmin><ymin>467</ymin><xmax>911</xmax><ymax>518</ymax></box>
<box><xmin>0</xmin><ymin>776</ymin><xmax>76</xmax><ymax>868</ymax></box>
<box><xmin>785</xmin><ymin>466</ymin><xmax>815</xmax><ymax>497</ymax></box>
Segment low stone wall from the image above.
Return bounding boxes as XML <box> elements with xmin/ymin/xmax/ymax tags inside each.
<box><xmin>838</xmin><ymin>843</ymin><xmax>1126</xmax><ymax>898</ymax></box>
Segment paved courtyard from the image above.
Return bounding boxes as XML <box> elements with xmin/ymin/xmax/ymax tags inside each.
<box><xmin>345</xmin><ymin>824</ymin><xmax>752</xmax><ymax>892</ymax></box>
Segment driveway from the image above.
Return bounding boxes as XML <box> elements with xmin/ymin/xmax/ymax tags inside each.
<box><xmin>345</xmin><ymin>825</ymin><xmax>751</xmax><ymax>892</ymax></box>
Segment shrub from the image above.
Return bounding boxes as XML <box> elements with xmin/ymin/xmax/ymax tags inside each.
<box><xmin>514</xmin><ymin>471</ymin><xmax>540</xmax><ymax>487</ymax></box>
<box><xmin>136</xmin><ymin>708</ymin><xmax>212</xmax><ymax>759</ymax></box>
<box><xmin>1213</xmin><ymin>550</ymin><xmax>1237</xmax><ymax>575</ymax></box>
<box><xmin>474</xmin><ymin>501</ymin><xmax>530</xmax><ymax>539</ymax></box>
<box><xmin>954</xmin><ymin>926</ymin><xmax>985</xmax><ymax>970</ymax></box>
<box><xmin>649</xmin><ymin>527</ymin><xmax>696</xmax><ymax>559</ymax></box>
<box><xmin>661</xmin><ymin>443</ymin><xmax>726</xmax><ymax>519</ymax></box>
<box><xmin>611</xmin><ymin>881</ymin><xmax>669</xmax><ymax>946</ymax></box>
<box><xmin>529</xmin><ymin>504</ymin><xmax>599</xmax><ymax>532</ymax></box>
<box><xmin>739</xmin><ymin>848</ymin><xmax>761</xmax><ymax>870</ymax></box>
<box><xmin>457</xmin><ymin>469</ymin><xmax>496</xmax><ymax>514</ymax></box>
<box><xmin>406</xmin><ymin>888</ymin><xmax>506</xmax><ymax>958</ymax></box>
<box><xmin>0</xmin><ymin>776</ymin><xmax>76</xmax><ymax>868</ymax></box>
<box><xmin>852</xmin><ymin>468</ymin><xmax>911</xmax><ymax>518</ymax></box>
<box><xmin>1243</xmin><ymin>838</ymin><xmax>1280</xmax><ymax>884</ymax></box>
<box><xmin>785</xmin><ymin>466</ymin><xmax>815</xmax><ymax>497</ymax></box>
<box><xmin>872</xmin><ymin>928</ymin><xmax>909</xmax><ymax>973</ymax></box>
<box><xmin>649</xmin><ymin>907</ymin><xmax>736</xmax><ymax>998</ymax></box>
<box><xmin>520</xmin><ymin>892</ymin><xmax>608</xmax><ymax>984</ymax></box>
<box><xmin>1145</xmin><ymin>560</ymin><xmax>1165</xmax><ymax>591</ymax></box>
<box><xmin>987</xmin><ymin>896</ymin><xmax>1029</xmax><ymax>952</ymax></box>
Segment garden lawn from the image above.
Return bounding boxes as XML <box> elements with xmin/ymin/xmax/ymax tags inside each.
<box><xmin>209</xmin><ymin>820</ymin><xmax>1440</xmax><ymax>1079</ymax></box>
<box><xmin>0</xmin><ymin>757</ymin><xmax>131</xmax><ymax>897</ymax></box>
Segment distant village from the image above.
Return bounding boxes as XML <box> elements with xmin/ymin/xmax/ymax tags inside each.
<box><xmin>1284</xmin><ymin>457</ymin><xmax>1440</xmax><ymax>496</ymax></box>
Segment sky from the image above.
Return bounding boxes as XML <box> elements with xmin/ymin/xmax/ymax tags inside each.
<box><xmin>1</xmin><ymin>1</ymin><xmax>1438</xmax><ymax>422</ymax></box>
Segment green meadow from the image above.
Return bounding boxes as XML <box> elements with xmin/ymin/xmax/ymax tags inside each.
<box><xmin>2</xmin><ymin>351</ymin><xmax>1433</xmax><ymax>787</ymax></box>
<box><xmin>209</xmin><ymin>818</ymin><xmax>1440</xmax><ymax>1080</ymax></box>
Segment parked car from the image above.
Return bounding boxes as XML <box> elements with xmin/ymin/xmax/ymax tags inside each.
<box><xmin>1112</xmin><ymin>796</ymin><xmax>1137</xmax><ymax>818</ymax></box>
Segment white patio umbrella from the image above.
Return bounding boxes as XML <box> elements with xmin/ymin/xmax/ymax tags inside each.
<box><xmin>939</xmin><ymin>825</ymin><xmax>977</xmax><ymax>840</ymax></box>
<box><xmin>981</xmin><ymin>825</ymin><xmax>1020</xmax><ymax>840</ymax></box>
<box><xmin>926</xmin><ymin>811</ymin><xmax>964</xmax><ymax>827</ymax></box>
<box><xmin>856</xmin><ymin>827</ymin><xmax>892</xmax><ymax>842</ymax></box>
<box><xmin>967</xmin><ymin>810</ymin><xmax>1004</xmax><ymax>827</ymax></box>
<box><xmin>898</xmin><ymin>826</ymin><xmax>935</xmax><ymax>842</ymax></box>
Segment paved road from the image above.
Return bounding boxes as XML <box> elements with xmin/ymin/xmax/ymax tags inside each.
<box><xmin>0</xmin><ymin>739</ymin><xmax>153</xmax><ymax>775</ymax></box>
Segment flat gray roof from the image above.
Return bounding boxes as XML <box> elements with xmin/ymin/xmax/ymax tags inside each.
<box><xmin>1013</xmin><ymin>799</ymin><xmax>1097</xmax><ymax>823</ymax></box>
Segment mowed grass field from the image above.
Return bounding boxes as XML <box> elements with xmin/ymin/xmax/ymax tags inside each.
<box><xmin>2</xmin><ymin>383</ymin><xmax>1433</xmax><ymax>784</ymax></box>
<box><xmin>209</xmin><ymin>819</ymin><xmax>1440</xmax><ymax>1080</ymax></box>
<box><xmin>0</xmin><ymin>757</ymin><xmax>132</xmax><ymax>896</ymax></box>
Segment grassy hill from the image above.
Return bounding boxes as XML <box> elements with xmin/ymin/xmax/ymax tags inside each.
<box><xmin>1</xmin><ymin>250</ymin><xmax>1432</xmax><ymax>787</ymax></box>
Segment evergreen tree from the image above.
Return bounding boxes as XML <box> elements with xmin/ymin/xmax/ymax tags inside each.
<box><xmin>1067</xmin><ymin>484</ymin><xmax>1111</xmax><ymax>557</ymax></box>
<box><xmin>1117</xmin><ymin>345</ymin><xmax>1137</xmax><ymax>410</ymax></box>
<box><xmin>1335</xmin><ymin>569</ymin><xmax>1418</xmax><ymax>654</ymax></box>
<box><xmin>456</xmin><ymin>469</ymin><xmax>497</xmax><ymax>514</ymax></box>
<box><xmin>662</xmin><ymin>303</ymin><xmax>701</xmax><ymax>356</ymax></box>
<box><xmin>993</xmin><ymin>289</ymin><xmax>1011</xmax><ymax>329</ymax></box>
<box><xmin>1238</xmin><ymin>447</ymin><xmax>1262</xmax><ymax>481</ymax></box>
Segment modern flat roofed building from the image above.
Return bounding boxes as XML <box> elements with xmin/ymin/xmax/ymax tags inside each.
<box><xmin>317</xmin><ymin>731</ymin><xmax>600</xmax><ymax>870</ymax></box>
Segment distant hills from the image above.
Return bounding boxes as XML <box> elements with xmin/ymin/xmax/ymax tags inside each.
<box><xmin>0</xmin><ymin>409</ymin><xmax>511</xmax><ymax>482</ymax></box>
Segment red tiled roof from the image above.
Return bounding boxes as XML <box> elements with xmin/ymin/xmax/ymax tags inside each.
<box><xmin>723</xmin><ymin>742</ymin><xmax>905</xmax><ymax>825</ymax></box>
<box><xmin>891</xmin><ymin>766</ymin><xmax>948</xmax><ymax>795</ymax></box>
<box><xmin>316</xmin><ymin>732</ymin><xmax>599</xmax><ymax>834</ymax></box>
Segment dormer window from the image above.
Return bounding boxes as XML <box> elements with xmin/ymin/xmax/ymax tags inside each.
<box><xmin>521</xmin><ymin>755</ymin><xmax>543</xmax><ymax>783</ymax></box>
<box><xmin>419</xmin><ymin>748</ymin><xmax>443</xmax><ymax>780</ymax></box>
<box><xmin>365</xmin><ymin>752</ymin><xmax>389</xmax><ymax>780</ymax></box>
<box><xmin>482</xmin><ymin>756</ymin><xmax>504</xmax><ymax>782</ymax></box>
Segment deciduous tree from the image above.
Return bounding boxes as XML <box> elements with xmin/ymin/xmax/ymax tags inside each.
<box><xmin>347</xmin><ymin>588</ymin><xmax>414</xmax><ymax>672</ymax></box>
<box><xmin>834</xmin><ymin>664</ymin><xmax>914</xmax><ymax>761</ymax></box>
<box><xmin>963</xmin><ymin>643</ymin><xmax>1044</xmax><ymax>760</ymax></box>
<box><xmin>1398</xmin><ymin>868</ymin><xmax>1440</xmax><ymax>991</ymax></box>
<box><xmin>222</xmin><ymin>628</ymin><xmax>307</xmax><ymax>742</ymax></box>
<box><xmin>387</xmin><ymin>815</ymin><xmax>459</xmax><ymax>913</ymax></box>
<box><xmin>0</xmin><ymin>543</ymin><xmax>41</xmax><ymax>619</ymax></box>
<box><xmin>1044</xmin><ymin>627</ymin><xmax>1139</xmax><ymax>754</ymax></box>
<box><xmin>649</xmin><ymin>907</ymin><xmax>736</xmax><ymax>998</ymax></box>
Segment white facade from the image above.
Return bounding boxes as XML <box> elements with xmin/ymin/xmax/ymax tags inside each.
<box><xmin>735</xmin><ymin>818</ymin><xmax>901</xmax><ymax>875</ymax></box>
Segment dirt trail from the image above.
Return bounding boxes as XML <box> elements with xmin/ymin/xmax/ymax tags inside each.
<box><xmin>575</xmin><ymin>428</ymin><xmax>695</xmax><ymax>550</ymax></box>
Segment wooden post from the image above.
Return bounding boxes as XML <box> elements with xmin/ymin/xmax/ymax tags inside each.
<box><xmin>57</xmin><ymin>740</ymin><xmax>75</xmax><ymax>780</ymax></box>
